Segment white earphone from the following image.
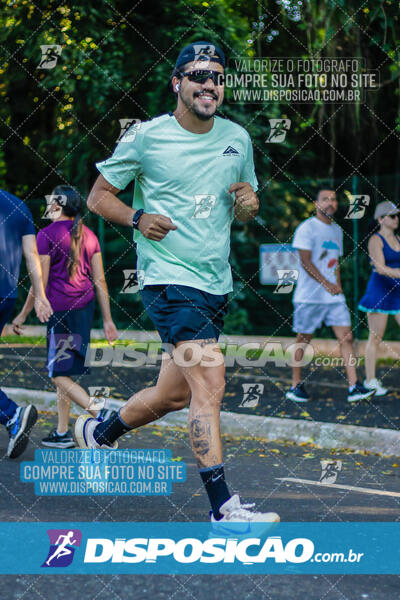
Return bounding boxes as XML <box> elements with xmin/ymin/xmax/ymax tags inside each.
<box><xmin>176</xmin><ymin>83</ymin><xmax>180</xmax><ymax>91</ymax></box>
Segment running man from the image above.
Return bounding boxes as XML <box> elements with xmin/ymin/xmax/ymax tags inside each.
<box><xmin>45</xmin><ymin>531</ymin><xmax>77</xmax><ymax>566</ymax></box>
<box><xmin>0</xmin><ymin>189</ymin><xmax>52</xmax><ymax>458</ymax></box>
<box><xmin>285</xmin><ymin>189</ymin><xmax>375</xmax><ymax>403</ymax></box>
<box><xmin>75</xmin><ymin>41</ymin><xmax>279</xmax><ymax>524</ymax></box>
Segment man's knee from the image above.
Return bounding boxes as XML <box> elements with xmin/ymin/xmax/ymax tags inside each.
<box><xmin>296</xmin><ymin>333</ymin><xmax>313</xmax><ymax>345</ymax></box>
<box><xmin>164</xmin><ymin>387</ymin><xmax>191</xmax><ymax>410</ymax></box>
<box><xmin>190</xmin><ymin>369</ymin><xmax>226</xmax><ymax>406</ymax></box>
<box><xmin>338</xmin><ymin>331</ymin><xmax>353</xmax><ymax>345</ymax></box>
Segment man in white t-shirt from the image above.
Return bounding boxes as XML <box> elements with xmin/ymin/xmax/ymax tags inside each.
<box><xmin>286</xmin><ymin>189</ymin><xmax>375</xmax><ymax>403</ymax></box>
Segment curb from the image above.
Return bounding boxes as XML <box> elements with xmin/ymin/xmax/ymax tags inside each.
<box><xmin>4</xmin><ymin>387</ymin><xmax>400</xmax><ymax>457</ymax></box>
<box><xmin>3</xmin><ymin>325</ymin><xmax>400</xmax><ymax>359</ymax></box>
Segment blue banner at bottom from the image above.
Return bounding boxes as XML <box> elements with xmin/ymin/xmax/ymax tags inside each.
<box><xmin>0</xmin><ymin>522</ymin><xmax>398</xmax><ymax>574</ymax></box>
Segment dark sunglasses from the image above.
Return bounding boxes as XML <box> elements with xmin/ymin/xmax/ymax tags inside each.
<box><xmin>179</xmin><ymin>70</ymin><xmax>225</xmax><ymax>85</ymax></box>
<box><xmin>384</xmin><ymin>214</ymin><xmax>399</xmax><ymax>219</ymax></box>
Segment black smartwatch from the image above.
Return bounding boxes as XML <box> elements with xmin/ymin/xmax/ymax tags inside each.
<box><xmin>132</xmin><ymin>208</ymin><xmax>144</xmax><ymax>230</ymax></box>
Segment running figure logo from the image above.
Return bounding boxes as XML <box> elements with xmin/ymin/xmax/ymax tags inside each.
<box><xmin>47</xmin><ymin>333</ymin><xmax>82</xmax><ymax>375</ymax></box>
<box><xmin>319</xmin><ymin>460</ymin><xmax>342</xmax><ymax>484</ymax></box>
<box><xmin>121</xmin><ymin>269</ymin><xmax>145</xmax><ymax>293</ymax></box>
<box><xmin>192</xmin><ymin>195</ymin><xmax>216</xmax><ymax>219</ymax></box>
<box><xmin>42</xmin><ymin>529</ymin><xmax>82</xmax><ymax>568</ymax></box>
<box><xmin>117</xmin><ymin>119</ymin><xmax>141</xmax><ymax>143</ymax></box>
<box><xmin>192</xmin><ymin>43</ymin><xmax>216</xmax><ymax>58</ymax></box>
<box><xmin>266</xmin><ymin>119</ymin><xmax>291</xmax><ymax>143</ymax></box>
<box><xmin>345</xmin><ymin>195</ymin><xmax>370</xmax><ymax>219</ymax></box>
<box><xmin>48</xmin><ymin>335</ymin><xmax>75</xmax><ymax>368</ymax></box>
<box><xmin>192</xmin><ymin>43</ymin><xmax>216</xmax><ymax>67</ymax></box>
<box><xmin>274</xmin><ymin>269</ymin><xmax>298</xmax><ymax>293</ymax></box>
<box><xmin>38</xmin><ymin>45</ymin><xmax>62</xmax><ymax>69</ymax></box>
<box><xmin>43</xmin><ymin>194</ymin><xmax>67</xmax><ymax>219</ymax></box>
<box><xmin>239</xmin><ymin>383</ymin><xmax>264</xmax><ymax>408</ymax></box>
<box><xmin>88</xmin><ymin>386</ymin><xmax>110</xmax><ymax>411</ymax></box>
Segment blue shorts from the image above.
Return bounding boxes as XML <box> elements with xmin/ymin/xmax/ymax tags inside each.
<box><xmin>140</xmin><ymin>285</ymin><xmax>228</xmax><ymax>346</ymax></box>
<box><xmin>46</xmin><ymin>300</ymin><xmax>94</xmax><ymax>377</ymax></box>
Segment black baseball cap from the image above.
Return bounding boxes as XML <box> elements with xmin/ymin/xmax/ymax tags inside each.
<box><xmin>174</xmin><ymin>41</ymin><xmax>226</xmax><ymax>71</ymax></box>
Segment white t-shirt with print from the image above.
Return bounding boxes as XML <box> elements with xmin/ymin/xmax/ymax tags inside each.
<box><xmin>292</xmin><ymin>216</ymin><xmax>345</xmax><ymax>304</ymax></box>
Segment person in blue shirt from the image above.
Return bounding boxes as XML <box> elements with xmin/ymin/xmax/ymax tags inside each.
<box><xmin>0</xmin><ymin>189</ymin><xmax>52</xmax><ymax>458</ymax></box>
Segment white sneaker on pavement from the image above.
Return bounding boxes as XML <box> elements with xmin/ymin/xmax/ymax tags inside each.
<box><xmin>210</xmin><ymin>494</ymin><xmax>280</xmax><ymax>534</ymax></box>
<box><xmin>74</xmin><ymin>415</ymin><xmax>118</xmax><ymax>449</ymax></box>
<box><xmin>363</xmin><ymin>378</ymin><xmax>388</xmax><ymax>397</ymax></box>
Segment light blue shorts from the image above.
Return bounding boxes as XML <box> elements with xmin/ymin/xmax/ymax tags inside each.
<box><xmin>293</xmin><ymin>302</ymin><xmax>351</xmax><ymax>334</ymax></box>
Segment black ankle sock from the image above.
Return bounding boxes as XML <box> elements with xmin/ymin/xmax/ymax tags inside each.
<box><xmin>199</xmin><ymin>464</ymin><xmax>231</xmax><ymax>520</ymax></box>
<box><xmin>93</xmin><ymin>410</ymin><xmax>132</xmax><ymax>446</ymax></box>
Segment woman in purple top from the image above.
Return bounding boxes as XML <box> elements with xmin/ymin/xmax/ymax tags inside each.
<box><xmin>12</xmin><ymin>185</ymin><xmax>118</xmax><ymax>448</ymax></box>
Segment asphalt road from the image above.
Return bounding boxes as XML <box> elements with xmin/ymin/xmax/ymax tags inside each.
<box><xmin>0</xmin><ymin>415</ymin><xmax>400</xmax><ymax>599</ymax></box>
<box><xmin>1</xmin><ymin>345</ymin><xmax>400</xmax><ymax>430</ymax></box>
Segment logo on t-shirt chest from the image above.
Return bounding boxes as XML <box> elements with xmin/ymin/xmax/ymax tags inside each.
<box><xmin>319</xmin><ymin>240</ymin><xmax>340</xmax><ymax>269</ymax></box>
<box><xmin>222</xmin><ymin>145</ymin><xmax>240</xmax><ymax>156</ymax></box>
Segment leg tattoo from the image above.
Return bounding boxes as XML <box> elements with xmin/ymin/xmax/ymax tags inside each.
<box><xmin>189</xmin><ymin>415</ymin><xmax>218</xmax><ymax>467</ymax></box>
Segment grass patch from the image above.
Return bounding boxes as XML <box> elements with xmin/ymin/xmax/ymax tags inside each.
<box><xmin>0</xmin><ymin>335</ymin><xmax>47</xmax><ymax>345</ymax></box>
<box><xmin>0</xmin><ymin>336</ymin><xmax>139</xmax><ymax>347</ymax></box>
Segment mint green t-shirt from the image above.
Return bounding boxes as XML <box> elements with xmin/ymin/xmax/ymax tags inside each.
<box><xmin>96</xmin><ymin>113</ymin><xmax>258</xmax><ymax>294</ymax></box>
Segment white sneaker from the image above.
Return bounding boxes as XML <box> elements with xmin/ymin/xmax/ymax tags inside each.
<box><xmin>363</xmin><ymin>378</ymin><xmax>388</xmax><ymax>397</ymax></box>
<box><xmin>210</xmin><ymin>494</ymin><xmax>280</xmax><ymax>533</ymax></box>
<box><xmin>74</xmin><ymin>415</ymin><xmax>118</xmax><ymax>449</ymax></box>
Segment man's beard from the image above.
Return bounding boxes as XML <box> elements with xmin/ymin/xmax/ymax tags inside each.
<box><xmin>320</xmin><ymin>206</ymin><xmax>335</xmax><ymax>217</ymax></box>
<box><xmin>190</xmin><ymin>105</ymin><xmax>216</xmax><ymax>121</ymax></box>
<box><xmin>180</xmin><ymin>92</ymin><xmax>218</xmax><ymax>121</ymax></box>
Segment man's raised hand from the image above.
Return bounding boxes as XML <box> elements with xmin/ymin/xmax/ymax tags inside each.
<box><xmin>229</xmin><ymin>182</ymin><xmax>259</xmax><ymax>222</ymax></box>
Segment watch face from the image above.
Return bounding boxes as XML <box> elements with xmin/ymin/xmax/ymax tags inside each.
<box><xmin>133</xmin><ymin>209</ymin><xmax>143</xmax><ymax>228</ymax></box>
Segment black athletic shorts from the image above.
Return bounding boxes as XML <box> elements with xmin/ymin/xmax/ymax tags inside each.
<box><xmin>140</xmin><ymin>284</ymin><xmax>228</xmax><ymax>346</ymax></box>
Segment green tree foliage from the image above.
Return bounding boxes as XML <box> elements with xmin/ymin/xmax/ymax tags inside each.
<box><xmin>1</xmin><ymin>0</ymin><xmax>399</xmax><ymax>337</ymax></box>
